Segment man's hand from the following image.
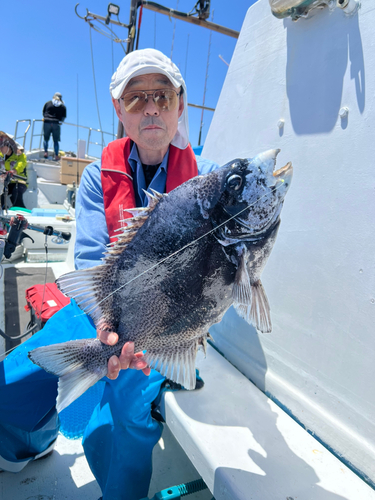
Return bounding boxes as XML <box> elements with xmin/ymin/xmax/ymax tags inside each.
<box><xmin>98</xmin><ymin>329</ymin><xmax>151</xmax><ymax>380</ymax></box>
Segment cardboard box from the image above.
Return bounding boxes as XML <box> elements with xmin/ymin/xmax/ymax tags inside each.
<box><xmin>60</xmin><ymin>157</ymin><xmax>93</xmax><ymax>185</ymax></box>
<box><xmin>77</xmin><ymin>158</ymin><xmax>92</xmax><ymax>178</ymax></box>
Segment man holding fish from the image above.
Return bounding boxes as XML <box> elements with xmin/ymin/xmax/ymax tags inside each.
<box><xmin>72</xmin><ymin>48</ymin><xmax>220</xmax><ymax>499</ymax></box>
<box><xmin>0</xmin><ymin>49</ymin><xmax>218</xmax><ymax>499</ymax></box>
<box><xmin>0</xmin><ymin>48</ymin><xmax>292</xmax><ymax>500</ymax></box>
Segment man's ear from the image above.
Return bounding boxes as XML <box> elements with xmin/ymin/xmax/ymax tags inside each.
<box><xmin>178</xmin><ymin>94</ymin><xmax>184</xmax><ymax>119</ymax></box>
<box><xmin>112</xmin><ymin>98</ymin><xmax>124</xmax><ymax>122</ymax></box>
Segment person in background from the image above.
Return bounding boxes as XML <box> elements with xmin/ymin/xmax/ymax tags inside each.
<box><xmin>42</xmin><ymin>92</ymin><xmax>67</xmax><ymax>161</ymax></box>
<box><xmin>0</xmin><ymin>49</ymin><xmax>218</xmax><ymax>500</ymax></box>
<box><xmin>0</xmin><ymin>131</ymin><xmax>27</xmax><ymax>208</ymax></box>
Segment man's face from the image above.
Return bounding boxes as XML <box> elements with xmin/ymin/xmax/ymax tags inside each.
<box><xmin>113</xmin><ymin>73</ymin><xmax>183</xmax><ymax>156</ymax></box>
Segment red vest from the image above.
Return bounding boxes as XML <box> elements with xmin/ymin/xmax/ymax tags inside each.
<box><xmin>101</xmin><ymin>137</ymin><xmax>198</xmax><ymax>239</ymax></box>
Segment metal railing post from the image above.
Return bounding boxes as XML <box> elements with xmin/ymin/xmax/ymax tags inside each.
<box><xmin>39</xmin><ymin>121</ymin><xmax>43</xmax><ymax>150</ymax></box>
<box><xmin>87</xmin><ymin>129</ymin><xmax>92</xmax><ymax>156</ymax></box>
<box><xmin>30</xmin><ymin>120</ymin><xmax>36</xmax><ymax>152</ymax></box>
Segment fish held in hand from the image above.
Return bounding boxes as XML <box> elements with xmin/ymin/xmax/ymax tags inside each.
<box><xmin>28</xmin><ymin>149</ymin><xmax>293</xmax><ymax>412</ymax></box>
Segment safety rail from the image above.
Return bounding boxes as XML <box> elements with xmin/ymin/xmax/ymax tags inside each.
<box><xmin>14</xmin><ymin>119</ymin><xmax>116</xmax><ymax>158</ymax></box>
<box><xmin>14</xmin><ymin>120</ymin><xmax>32</xmax><ymax>150</ymax></box>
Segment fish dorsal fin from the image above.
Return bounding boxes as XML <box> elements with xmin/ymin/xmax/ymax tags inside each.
<box><xmin>57</xmin><ymin>191</ymin><xmax>166</xmax><ymax>329</ymax></box>
<box><xmin>105</xmin><ymin>190</ymin><xmax>165</xmax><ymax>261</ymax></box>
<box><xmin>56</xmin><ymin>267</ymin><xmax>107</xmax><ymax>326</ymax></box>
<box><xmin>232</xmin><ymin>250</ymin><xmax>252</xmax><ymax>306</ymax></box>
<box><xmin>233</xmin><ymin>279</ymin><xmax>272</xmax><ymax>333</ymax></box>
<box><xmin>144</xmin><ymin>339</ymin><xmax>201</xmax><ymax>390</ymax></box>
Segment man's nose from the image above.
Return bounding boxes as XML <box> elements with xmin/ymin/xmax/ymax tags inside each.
<box><xmin>143</xmin><ymin>97</ymin><xmax>160</xmax><ymax>116</ymax></box>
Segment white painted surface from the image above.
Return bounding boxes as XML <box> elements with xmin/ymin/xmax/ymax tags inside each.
<box><xmin>30</xmin><ymin>161</ymin><xmax>61</xmax><ymax>183</ymax></box>
<box><xmin>203</xmin><ymin>0</ymin><xmax>375</xmax><ymax>485</ymax></box>
<box><xmin>77</xmin><ymin>139</ymin><xmax>86</xmax><ymax>159</ymax></box>
<box><xmin>37</xmin><ymin>178</ymin><xmax>68</xmax><ymax>204</ymax></box>
<box><xmin>163</xmin><ymin>346</ymin><xmax>375</xmax><ymax>500</ymax></box>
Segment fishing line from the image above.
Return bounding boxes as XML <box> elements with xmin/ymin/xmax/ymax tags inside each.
<box><xmin>0</xmin><ymin>182</ymin><xmax>286</xmax><ymax>358</ymax></box>
<box><xmin>80</xmin><ymin>181</ymin><xmax>286</xmax><ymax>318</ymax></box>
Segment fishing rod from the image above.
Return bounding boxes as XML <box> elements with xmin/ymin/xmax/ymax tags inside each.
<box><xmin>0</xmin><ymin>212</ymin><xmax>72</xmax><ymax>347</ymax></box>
<box><xmin>0</xmin><ymin>214</ymin><xmax>71</xmax><ymax>261</ymax></box>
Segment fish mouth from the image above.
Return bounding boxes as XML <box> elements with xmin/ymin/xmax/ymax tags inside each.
<box><xmin>273</xmin><ymin>161</ymin><xmax>293</xmax><ymax>180</ymax></box>
<box><xmin>226</xmin><ymin>154</ymin><xmax>292</xmax><ymax>238</ymax></box>
<box><xmin>256</xmin><ymin>149</ymin><xmax>293</xmax><ymax>182</ymax></box>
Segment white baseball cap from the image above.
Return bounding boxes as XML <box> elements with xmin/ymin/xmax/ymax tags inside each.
<box><xmin>110</xmin><ymin>48</ymin><xmax>189</xmax><ymax>150</ymax></box>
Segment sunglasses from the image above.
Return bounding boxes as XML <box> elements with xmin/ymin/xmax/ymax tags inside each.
<box><xmin>121</xmin><ymin>88</ymin><xmax>181</xmax><ymax>114</ymax></box>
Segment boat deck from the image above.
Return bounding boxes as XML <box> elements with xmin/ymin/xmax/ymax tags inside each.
<box><xmin>0</xmin><ymin>259</ymin><xmax>212</xmax><ymax>500</ymax></box>
<box><xmin>0</xmin><ymin>427</ymin><xmax>212</xmax><ymax>500</ymax></box>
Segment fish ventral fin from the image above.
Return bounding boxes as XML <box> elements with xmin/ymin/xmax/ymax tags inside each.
<box><xmin>144</xmin><ymin>339</ymin><xmax>202</xmax><ymax>390</ymax></box>
<box><xmin>232</xmin><ymin>253</ymin><xmax>272</xmax><ymax>333</ymax></box>
<box><xmin>232</xmin><ymin>251</ymin><xmax>252</xmax><ymax>306</ymax></box>
<box><xmin>233</xmin><ymin>279</ymin><xmax>272</xmax><ymax>333</ymax></box>
<box><xmin>28</xmin><ymin>339</ymin><xmax>108</xmax><ymax>413</ymax></box>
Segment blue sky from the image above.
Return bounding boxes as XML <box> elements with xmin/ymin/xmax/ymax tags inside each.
<box><xmin>1</xmin><ymin>0</ymin><xmax>255</xmax><ymax>158</ymax></box>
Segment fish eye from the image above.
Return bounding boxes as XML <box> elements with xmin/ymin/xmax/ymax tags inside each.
<box><xmin>227</xmin><ymin>174</ymin><xmax>243</xmax><ymax>191</ymax></box>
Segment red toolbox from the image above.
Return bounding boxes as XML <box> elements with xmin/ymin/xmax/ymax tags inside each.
<box><xmin>25</xmin><ymin>283</ymin><xmax>70</xmax><ymax>329</ymax></box>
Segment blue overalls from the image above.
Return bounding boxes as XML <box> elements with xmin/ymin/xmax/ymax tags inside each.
<box><xmin>0</xmin><ymin>299</ymin><xmax>164</xmax><ymax>499</ymax></box>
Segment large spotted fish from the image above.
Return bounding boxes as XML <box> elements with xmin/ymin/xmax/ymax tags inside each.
<box><xmin>29</xmin><ymin>149</ymin><xmax>293</xmax><ymax>412</ymax></box>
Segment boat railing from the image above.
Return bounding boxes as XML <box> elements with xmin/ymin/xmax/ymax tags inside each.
<box><xmin>13</xmin><ymin>120</ymin><xmax>32</xmax><ymax>149</ymax></box>
<box><xmin>14</xmin><ymin>119</ymin><xmax>116</xmax><ymax>157</ymax></box>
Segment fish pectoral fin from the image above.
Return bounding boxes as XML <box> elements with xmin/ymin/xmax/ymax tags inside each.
<box><xmin>232</xmin><ymin>252</ymin><xmax>252</xmax><ymax>306</ymax></box>
<box><xmin>28</xmin><ymin>339</ymin><xmax>108</xmax><ymax>413</ymax></box>
<box><xmin>233</xmin><ymin>279</ymin><xmax>272</xmax><ymax>333</ymax></box>
<box><xmin>144</xmin><ymin>340</ymin><xmax>199</xmax><ymax>390</ymax></box>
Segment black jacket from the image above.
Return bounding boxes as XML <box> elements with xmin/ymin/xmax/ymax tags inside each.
<box><xmin>42</xmin><ymin>101</ymin><xmax>67</xmax><ymax>123</ymax></box>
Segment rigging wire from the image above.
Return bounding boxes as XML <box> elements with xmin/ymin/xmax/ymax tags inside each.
<box><xmin>89</xmin><ymin>24</ymin><xmax>106</xmax><ymax>150</ymax></box>
<box><xmin>112</xmin><ymin>38</ymin><xmax>115</xmax><ymax>140</ymax></box>
<box><xmin>184</xmin><ymin>33</ymin><xmax>190</xmax><ymax>81</ymax></box>
<box><xmin>88</xmin><ymin>18</ymin><xmax>127</xmax><ymax>53</ymax></box>
<box><xmin>170</xmin><ymin>0</ymin><xmax>180</xmax><ymax>60</ymax></box>
<box><xmin>77</xmin><ymin>74</ymin><xmax>79</xmax><ymax>154</ymax></box>
<box><xmin>198</xmin><ymin>10</ymin><xmax>213</xmax><ymax>146</ymax></box>
<box><xmin>154</xmin><ymin>12</ymin><xmax>157</xmax><ymax>48</ymax></box>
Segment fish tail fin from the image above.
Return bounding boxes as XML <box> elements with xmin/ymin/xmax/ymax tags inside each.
<box><xmin>28</xmin><ymin>339</ymin><xmax>108</xmax><ymax>413</ymax></box>
<box><xmin>233</xmin><ymin>279</ymin><xmax>272</xmax><ymax>333</ymax></box>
